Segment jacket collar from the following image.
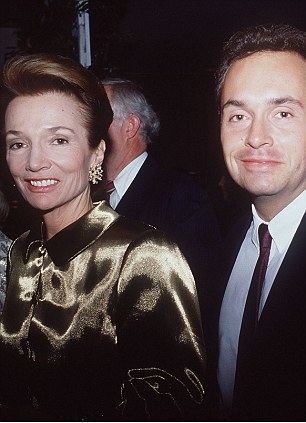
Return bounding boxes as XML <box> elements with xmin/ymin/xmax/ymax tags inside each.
<box><xmin>116</xmin><ymin>155</ymin><xmax>165</xmax><ymax>217</ymax></box>
<box><xmin>23</xmin><ymin>201</ymin><xmax>119</xmax><ymax>266</ymax></box>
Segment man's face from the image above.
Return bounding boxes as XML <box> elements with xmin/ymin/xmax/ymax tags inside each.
<box><xmin>103</xmin><ymin>86</ymin><xmax>127</xmax><ymax>157</ymax></box>
<box><xmin>221</xmin><ymin>51</ymin><xmax>306</xmax><ymax>208</ymax></box>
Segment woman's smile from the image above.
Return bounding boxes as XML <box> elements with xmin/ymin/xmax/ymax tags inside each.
<box><xmin>25</xmin><ymin>178</ymin><xmax>60</xmax><ymax>191</ymax></box>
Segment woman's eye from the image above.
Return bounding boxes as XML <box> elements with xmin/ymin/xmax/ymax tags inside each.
<box><xmin>53</xmin><ymin>138</ymin><xmax>68</xmax><ymax>145</ymax></box>
<box><xmin>8</xmin><ymin>142</ymin><xmax>25</xmax><ymax>150</ymax></box>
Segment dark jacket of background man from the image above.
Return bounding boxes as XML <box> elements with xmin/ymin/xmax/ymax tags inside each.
<box><xmin>92</xmin><ymin>79</ymin><xmax>221</xmax><ymax>318</ymax></box>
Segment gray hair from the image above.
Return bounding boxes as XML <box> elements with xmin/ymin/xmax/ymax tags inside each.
<box><xmin>101</xmin><ymin>78</ymin><xmax>160</xmax><ymax>144</ymax></box>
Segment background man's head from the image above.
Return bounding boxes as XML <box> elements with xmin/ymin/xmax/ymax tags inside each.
<box><xmin>217</xmin><ymin>24</ymin><xmax>306</xmax><ymax>219</ymax></box>
<box><xmin>102</xmin><ymin>78</ymin><xmax>160</xmax><ymax>144</ymax></box>
<box><xmin>101</xmin><ymin>78</ymin><xmax>160</xmax><ymax>180</ymax></box>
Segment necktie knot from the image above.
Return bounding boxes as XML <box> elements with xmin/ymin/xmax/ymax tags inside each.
<box><xmin>258</xmin><ymin>223</ymin><xmax>272</xmax><ymax>254</ymax></box>
<box><xmin>105</xmin><ymin>180</ymin><xmax>115</xmax><ymax>193</ymax></box>
<box><xmin>103</xmin><ymin>180</ymin><xmax>115</xmax><ymax>202</ymax></box>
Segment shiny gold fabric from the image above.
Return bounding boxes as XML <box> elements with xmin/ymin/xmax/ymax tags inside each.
<box><xmin>0</xmin><ymin>201</ymin><xmax>206</xmax><ymax>421</ymax></box>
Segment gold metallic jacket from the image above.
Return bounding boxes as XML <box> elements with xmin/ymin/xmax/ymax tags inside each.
<box><xmin>0</xmin><ymin>201</ymin><xmax>206</xmax><ymax>421</ymax></box>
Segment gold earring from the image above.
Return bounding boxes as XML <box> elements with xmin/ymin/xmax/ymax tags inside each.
<box><xmin>89</xmin><ymin>162</ymin><xmax>103</xmax><ymax>184</ymax></box>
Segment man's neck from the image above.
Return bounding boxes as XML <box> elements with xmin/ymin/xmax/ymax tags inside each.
<box><xmin>253</xmin><ymin>188</ymin><xmax>305</xmax><ymax>221</ymax></box>
<box><xmin>105</xmin><ymin>142</ymin><xmax>146</xmax><ymax>181</ymax></box>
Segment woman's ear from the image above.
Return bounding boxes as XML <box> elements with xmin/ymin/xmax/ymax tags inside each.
<box><xmin>92</xmin><ymin>140</ymin><xmax>106</xmax><ymax>166</ymax></box>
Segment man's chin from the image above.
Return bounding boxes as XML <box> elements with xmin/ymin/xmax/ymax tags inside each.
<box><xmin>239</xmin><ymin>177</ymin><xmax>283</xmax><ymax>197</ymax></box>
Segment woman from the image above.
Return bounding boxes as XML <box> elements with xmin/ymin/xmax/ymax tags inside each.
<box><xmin>0</xmin><ymin>54</ymin><xmax>206</xmax><ymax>421</ymax></box>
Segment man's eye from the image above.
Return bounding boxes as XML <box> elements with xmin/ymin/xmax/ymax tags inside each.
<box><xmin>229</xmin><ymin>114</ymin><xmax>246</xmax><ymax>122</ymax></box>
<box><xmin>53</xmin><ymin>138</ymin><xmax>68</xmax><ymax>145</ymax></box>
<box><xmin>275</xmin><ymin>111</ymin><xmax>292</xmax><ymax>118</ymax></box>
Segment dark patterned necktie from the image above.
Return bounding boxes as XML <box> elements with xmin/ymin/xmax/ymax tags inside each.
<box><xmin>233</xmin><ymin>223</ymin><xmax>272</xmax><ymax>403</ymax></box>
<box><xmin>104</xmin><ymin>180</ymin><xmax>115</xmax><ymax>203</ymax></box>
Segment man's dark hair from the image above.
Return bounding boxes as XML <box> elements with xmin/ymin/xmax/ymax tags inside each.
<box><xmin>216</xmin><ymin>24</ymin><xmax>306</xmax><ymax>102</ymax></box>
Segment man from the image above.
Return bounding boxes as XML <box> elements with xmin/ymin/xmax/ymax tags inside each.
<box><xmin>92</xmin><ymin>78</ymin><xmax>220</xmax><ymax>312</ymax></box>
<box><xmin>213</xmin><ymin>24</ymin><xmax>306</xmax><ymax>420</ymax></box>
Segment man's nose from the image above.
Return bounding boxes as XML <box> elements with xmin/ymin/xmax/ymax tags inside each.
<box><xmin>244</xmin><ymin>118</ymin><xmax>273</xmax><ymax>149</ymax></box>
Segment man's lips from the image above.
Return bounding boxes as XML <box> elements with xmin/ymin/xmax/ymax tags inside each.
<box><xmin>241</xmin><ymin>158</ymin><xmax>281</xmax><ymax>164</ymax></box>
<box><xmin>239</xmin><ymin>157</ymin><xmax>282</xmax><ymax>170</ymax></box>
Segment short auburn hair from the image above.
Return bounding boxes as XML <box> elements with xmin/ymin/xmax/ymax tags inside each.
<box><xmin>0</xmin><ymin>54</ymin><xmax>113</xmax><ymax>148</ymax></box>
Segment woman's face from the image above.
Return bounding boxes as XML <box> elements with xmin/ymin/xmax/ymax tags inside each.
<box><xmin>5</xmin><ymin>92</ymin><xmax>104</xmax><ymax>212</ymax></box>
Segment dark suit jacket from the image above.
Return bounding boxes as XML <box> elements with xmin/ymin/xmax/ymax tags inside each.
<box><xmin>93</xmin><ymin>155</ymin><xmax>221</xmax><ymax>316</ymax></box>
<box><xmin>208</xmin><ymin>210</ymin><xmax>306</xmax><ymax>421</ymax></box>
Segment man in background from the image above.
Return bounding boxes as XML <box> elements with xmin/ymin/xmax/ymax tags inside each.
<box><xmin>211</xmin><ymin>24</ymin><xmax>306</xmax><ymax>420</ymax></box>
<box><xmin>93</xmin><ymin>78</ymin><xmax>221</xmax><ymax>314</ymax></box>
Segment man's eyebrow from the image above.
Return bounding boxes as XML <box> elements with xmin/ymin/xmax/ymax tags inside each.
<box><xmin>221</xmin><ymin>97</ymin><xmax>303</xmax><ymax>114</ymax></box>
<box><xmin>221</xmin><ymin>100</ymin><xmax>245</xmax><ymax>113</ymax></box>
<box><xmin>268</xmin><ymin>97</ymin><xmax>303</xmax><ymax>108</ymax></box>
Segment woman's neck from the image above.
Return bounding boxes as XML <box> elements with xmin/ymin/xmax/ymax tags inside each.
<box><xmin>42</xmin><ymin>188</ymin><xmax>93</xmax><ymax>240</ymax></box>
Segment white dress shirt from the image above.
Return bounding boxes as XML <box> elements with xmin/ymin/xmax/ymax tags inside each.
<box><xmin>218</xmin><ymin>189</ymin><xmax>306</xmax><ymax>410</ymax></box>
<box><xmin>109</xmin><ymin>152</ymin><xmax>148</xmax><ymax>209</ymax></box>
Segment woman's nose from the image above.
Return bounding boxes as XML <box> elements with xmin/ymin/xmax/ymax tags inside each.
<box><xmin>25</xmin><ymin>146</ymin><xmax>51</xmax><ymax>172</ymax></box>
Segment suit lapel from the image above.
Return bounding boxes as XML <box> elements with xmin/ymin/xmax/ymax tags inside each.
<box><xmin>218</xmin><ymin>214</ymin><xmax>252</xmax><ymax>303</ymax></box>
<box><xmin>211</xmin><ymin>214</ymin><xmax>252</xmax><ymax>355</ymax></box>
<box><xmin>257</xmin><ymin>211</ymin><xmax>306</xmax><ymax>331</ymax></box>
<box><xmin>116</xmin><ymin>155</ymin><xmax>163</xmax><ymax>218</ymax></box>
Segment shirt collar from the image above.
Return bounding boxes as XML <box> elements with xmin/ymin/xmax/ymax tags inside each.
<box><xmin>23</xmin><ymin>201</ymin><xmax>120</xmax><ymax>266</ymax></box>
<box><xmin>113</xmin><ymin>151</ymin><xmax>148</xmax><ymax>200</ymax></box>
<box><xmin>251</xmin><ymin>189</ymin><xmax>306</xmax><ymax>253</ymax></box>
